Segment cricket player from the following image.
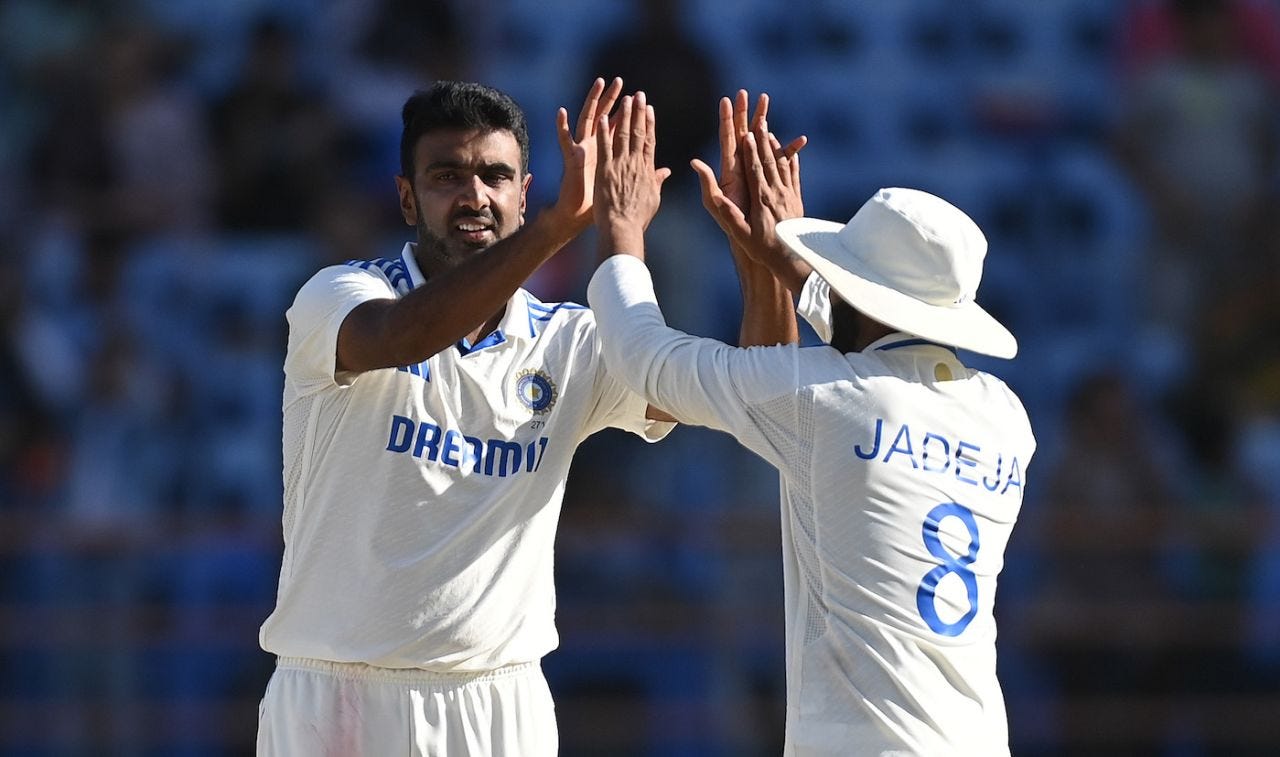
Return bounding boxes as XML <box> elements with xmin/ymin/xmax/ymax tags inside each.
<box><xmin>588</xmin><ymin>96</ymin><xmax>1036</xmax><ymax>755</ymax></box>
<box><xmin>255</xmin><ymin>79</ymin><xmax>678</xmax><ymax>756</ymax></box>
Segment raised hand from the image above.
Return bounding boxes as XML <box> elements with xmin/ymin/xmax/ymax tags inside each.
<box><xmin>593</xmin><ymin>91</ymin><xmax>672</xmax><ymax>261</ymax></box>
<box><xmin>690</xmin><ymin>91</ymin><xmax>806</xmax><ymax>266</ymax></box>
<box><xmin>744</xmin><ymin>124</ymin><xmax>804</xmax><ymax>249</ymax></box>
<box><xmin>553</xmin><ymin>77</ymin><xmax>624</xmax><ymax>233</ymax></box>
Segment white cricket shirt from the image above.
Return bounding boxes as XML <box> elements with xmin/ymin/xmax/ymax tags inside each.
<box><xmin>589</xmin><ymin>256</ymin><xmax>1035</xmax><ymax>756</ymax></box>
<box><xmin>260</xmin><ymin>244</ymin><xmax>672</xmax><ymax>672</ymax></box>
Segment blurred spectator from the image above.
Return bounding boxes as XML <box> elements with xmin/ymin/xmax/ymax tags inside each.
<box><xmin>318</xmin><ymin>0</ymin><xmax>471</xmax><ymax>188</ymax></box>
<box><xmin>1119</xmin><ymin>0</ymin><xmax>1280</xmax><ymax>88</ymax></box>
<box><xmin>584</xmin><ymin>0</ymin><xmax>719</xmax><ymax>188</ymax></box>
<box><xmin>1183</xmin><ymin>258</ymin><xmax>1280</xmax><ymax>680</ymax></box>
<box><xmin>1027</xmin><ymin>371</ymin><xmax>1190</xmax><ymax>747</ymax></box>
<box><xmin>354</xmin><ymin>0</ymin><xmax>468</xmax><ymax>83</ymax></box>
<box><xmin>27</xmin><ymin>19</ymin><xmax>213</xmax><ymax>315</ymax></box>
<box><xmin>99</xmin><ymin>23</ymin><xmax>213</xmax><ymax>235</ymax></box>
<box><xmin>0</xmin><ymin>266</ymin><xmax>64</xmax><ymax>510</ymax></box>
<box><xmin>209</xmin><ymin>16</ymin><xmax>343</xmax><ymax>230</ymax></box>
<box><xmin>1112</xmin><ymin>0</ymin><xmax>1279</xmax><ymax>346</ymax></box>
<box><xmin>62</xmin><ymin>322</ymin><xmax>177</xmax><ymax>541</ymax></box>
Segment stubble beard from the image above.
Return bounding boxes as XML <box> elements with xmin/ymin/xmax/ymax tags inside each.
<box><xmin>415</xmin><ymin>214</ymin><xmax>502</xmax><ymax>274</ymax></box>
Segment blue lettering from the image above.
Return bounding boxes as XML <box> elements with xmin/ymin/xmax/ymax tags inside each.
<box><xmin>485</xmin><ymin>440</ymin><xmax>522</xmax><ymax>477</ymax></box>
<box><xmin>442</xmin><ymin>430</ymin><xmax>462</xmax><ymax>467</ymax></box>
<box><xmin>921</xmin><ymin>433</ymin><xmax>951</xmax><ymax>473</ymax></box>
<box><xmin>463</xmin><ymin>436</ymin><xmax>483</xmax><ymax>473</ymax></box>
<box><xmin>855</xmin><ymin>418</ymin><xmax>883</xmax><ymax>460</ymax></box>
<box><xmin>386</xmin><ymin>415</ymin><xmax>413</xmax><ymax>453</ymax></box>
<box><xmin>955</xmin><ymin>441</ymin><xmax>980</xmax><ymax>485</ymax></box>
<box><xmin>882</xmin><ymin>423</ymin><xmax>919</xmax><ymax>469</ymax></box>
<box><xmin>535</xmin><ymin>438</ymin><xmax>548</xmax><ymax>471</ymax></box>
<box><xmin>413</xmin><ymin>422</ymin><xmax>441</xmax><ymax>461</ymax></box>
<box><xmin>385</xmin><ymin>415</ymin><xmax>549</xmax><ymax>478</ymax></box>
<box><xmin>983</xmin><ymin>454</ymin><xmax>1003</xmax><ymax>492</ymax></box>
<box><xmin>1001</xmin><ymin>457</ymin><xmax>1023</xmax><ymax>495</ymax></box>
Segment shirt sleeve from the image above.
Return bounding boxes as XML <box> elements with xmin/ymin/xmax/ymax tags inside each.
<box><xmin>796</xmin><ymin>270</ymin><xmax>833</xmax><ymax>343</ymax></box>
<box><xmin>586</xmin><ymin>255</ymin><xmax>805</xmax><ymax>470</ymax></box>
<box><xmin>283</xmin><ymin>264</ymin><xmax>395</xmax><ymax>402</ymax></box>
<box><xmin>581</xmin><ymin>347</ymin><xmax>676</xmax><ymax>443</ymax></box>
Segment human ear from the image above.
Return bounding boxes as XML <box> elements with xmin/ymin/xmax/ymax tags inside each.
<box><xmin>395</xmin><ymin>175</ymin><xmax>417</xmax><ymax>226</ymax></box>
<box><xmin>519</xmin><ymin>173</ymin><xmax>532</xmax><ymax>225</ymax></box>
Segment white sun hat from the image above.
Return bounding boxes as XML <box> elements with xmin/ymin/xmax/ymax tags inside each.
<box><xmin>775</xmin><ymin>187</ymin><xmax>1017</xmax><ymax>359</ymax></box>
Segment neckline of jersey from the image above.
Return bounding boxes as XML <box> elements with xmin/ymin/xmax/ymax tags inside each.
<box><xmin>873</xmin><ymin>335</ymin><xmax>958</xmax><ymax>355</ymax></box>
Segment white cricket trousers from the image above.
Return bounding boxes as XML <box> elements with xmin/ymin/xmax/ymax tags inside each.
<box><xmin>257</xmin><ymin>657</ymin><xmax>558</xmax><ymax>756</ymax></box>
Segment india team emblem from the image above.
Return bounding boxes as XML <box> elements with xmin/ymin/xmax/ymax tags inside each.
<box><xmin>515</xmin><ymin>369</ymin><xmax>557</xmax><ymax>414</ymax></box>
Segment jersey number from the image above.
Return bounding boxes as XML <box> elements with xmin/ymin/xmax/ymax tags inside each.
<box><xmin>916</xmin><ymin>502</ymin><xmax>980</xmax><ymax>637</ymax></box>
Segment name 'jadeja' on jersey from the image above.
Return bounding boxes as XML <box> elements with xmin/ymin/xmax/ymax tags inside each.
<box><xmin>853</xmin><ymin>417</ymin><xmax>1024</xmax><ymax>496</ymax></box>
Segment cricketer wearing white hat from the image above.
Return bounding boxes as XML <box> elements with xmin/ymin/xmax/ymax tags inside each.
<box><xmin>780</xmin><ymin>187</ymin><xmax>1017</xmax><ymax>360</ymax></box>
<box><xmin>587</xmin><ymin>102</ymin><xmax>1035</xmax><ymax>757</ymax></box>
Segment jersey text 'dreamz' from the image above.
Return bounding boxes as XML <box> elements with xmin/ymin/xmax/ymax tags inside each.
<box><xmin>384</xmin><ymin>414</ymin><xmax>550</xmax><ymax>478</ymax></box>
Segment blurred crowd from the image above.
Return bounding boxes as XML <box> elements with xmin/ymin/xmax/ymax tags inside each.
<box><xmin>1</xmin><ymin>0</ymin><xmax>1279</xmax><ymax>754</ymax></box>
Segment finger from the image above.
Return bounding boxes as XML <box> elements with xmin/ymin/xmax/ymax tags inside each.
<box><xmin>575</xmin><ymin>78</ymin><xmax>605</xmax><ymax>139</ymax></box>
<box><xmin>692</xmin><ymin>159</ymin><xmax>731</xmax><ymax>222</ymax></box>
<box><xmin>595</xmin><ymin>77</ymin><xmax>623</xmax><ymax>135</ymax></box>
<box><xmin>556</xmin><ymin>107</ymin><xmax>573</xmax><ymax>157</ymax></box>
<box><xmin>769</xmin><ymin>133</ymin><xmax>791</xmax><ymax>188</ymax></box>
<box><xmin>712</xmin><ymin>194</ymin><xmax>748</xmax><ymax>240</ymax></box>
<box><xmin>656</xmin><ymin>166</ymin><xmax>672</xmax><ymax>184</ymax></box>
<box><xmin>750</xmin><ymin>92</ymin><xmax>769</xmax><ymax>134</ymax></box>
<box><xmin>632</xmin><ymin>91</ymin><xmax>648</xmax><ymax>152</ymax></box>
<box><xmin>596</xmin><ymin>113</ymin><xmax>611</xmax><ymax>165</ymax></box>
<box><xmin>780</xmin><ymin>134</ymin><xmax>808</xmax><ymax>160</ymax></box>
<box><xmin>644</xmin><ymin>103</ymin><xmax>657</xmax><ymax>164</ymax></box>
<box><xmin>717</xmin><ymin>96</ymin><xmax>736</xmax><ymax>178</ymax></box>
<box><xmin>768</xmin><ymin>132</ymin><xmax>783</xmax><ymax>154</ymax></box>
<box><xmin>744</xmin><ymin>132</ymin><xmax>770</xmax><ymax>223</ymax></box>
<box><xmin>753</xmin><ymin>122</ymin><xmax>780</xmax><ymax>187</ymax></box>
<box><xmin>691</xmin><ymin>158</ymin><xmax>722</xmax><ymax>209</ymax></box>
<box><xmin>614</xmin><ymin>95</ymin><xmax>633</xmax><ymax>154</ymax></box>
<box><xmin>692</xmin><ymin>159</ymin><xmax>747</xmax><ymax>235</ymax></box>
<box><xmin>790</xmin><ymin>150</ymin><xmax>801</xmax><ymax>190</ymax></box>
<box><xmin>733</xmin><ymin>89</ymin><xmax>749</xmax><ymax>142</ymax></box>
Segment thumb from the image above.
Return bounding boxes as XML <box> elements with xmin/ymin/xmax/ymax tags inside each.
<box><xmin>556</xmin><ymin>108</ymin><xmax>574</xmax><ymax>158</ymax></box>
<box><xmin>691</xmin><ymin>159</ymin><xmax>721</xmax><ymax>210</ymax></box>
<box><xmin>655</xmin><ymin>166</ymin><xmax>673</xmax><ymax>185</ymax></box>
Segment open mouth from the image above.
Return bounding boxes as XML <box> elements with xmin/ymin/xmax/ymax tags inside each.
<box><xmin>454</xmin><ymin>219</ymin><xmax>495</xmax><ymax>244</ymax></box>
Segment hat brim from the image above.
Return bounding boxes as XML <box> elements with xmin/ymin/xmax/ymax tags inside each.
<box><xmin>776</xmin><ymin>217</ymin><xmax>1018</xmax><ymax>359</ymax></box>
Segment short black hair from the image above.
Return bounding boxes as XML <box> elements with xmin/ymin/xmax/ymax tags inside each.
<box><xmin>399</xmin><ymin>81</ymin><xmax>530</xmax><ymax>180</ymax></box>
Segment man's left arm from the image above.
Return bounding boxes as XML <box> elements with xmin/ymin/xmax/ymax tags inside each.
<box><xmin>692</xmin><ymin>91</ymin><xmax>807</xmax><ymax>348</ymax></box>
<box><xmin>589</xmin><ymin>90</ymin><xmax>799</xmax><ymax>447</ymax></box>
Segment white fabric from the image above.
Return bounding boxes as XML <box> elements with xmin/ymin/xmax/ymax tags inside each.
<box><xmin>776</xmin><ymin>188</ymin><xmax>1017</xmax><ymax>358</ymax></box>
<box><xmin>257</xmin><ymin>658</ymin><xmax>556</xmax><ymax>756</ymax></box>
<box><xmin>260</xmin><ymin>243</ymin><xmax>672</xmax><ymax>674</ymax></box>
<box><xmin>796</xmin><ymin>271</ymin><xmax>833</xmax><ymax>343</ymax></box>
<box><xmin>588</xmin><ymin>255</ymin><xmax>1036</xmax><ymax>756</ymax></box>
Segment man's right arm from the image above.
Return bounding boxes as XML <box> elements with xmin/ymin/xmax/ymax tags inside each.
<box><xmin>336</xmin><ymin>208</ymin><xmax>578</xmax><ymax>372</ymax></box>
<box><xmin>336</xmin><ymin>77</ymin><xmax>623</xmax><ymax>373</ymax></box>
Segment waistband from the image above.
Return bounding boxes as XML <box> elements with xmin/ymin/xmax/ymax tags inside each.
<box><xmin>275</xmin><ymin>657</ymin><xmax>540</xmax><ymax>686</ymax></box>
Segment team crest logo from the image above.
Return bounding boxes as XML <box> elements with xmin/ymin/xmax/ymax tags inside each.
<box><xmin>515</xmin><ymin>369</ymin><xmax>557</xmax><ymax>414</ymax></box>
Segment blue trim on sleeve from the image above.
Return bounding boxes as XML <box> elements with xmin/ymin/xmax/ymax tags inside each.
<box><xmin>345</xmin><ymin>257</ymin><xmax>411</xmax><ymax>294</ymax></box>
